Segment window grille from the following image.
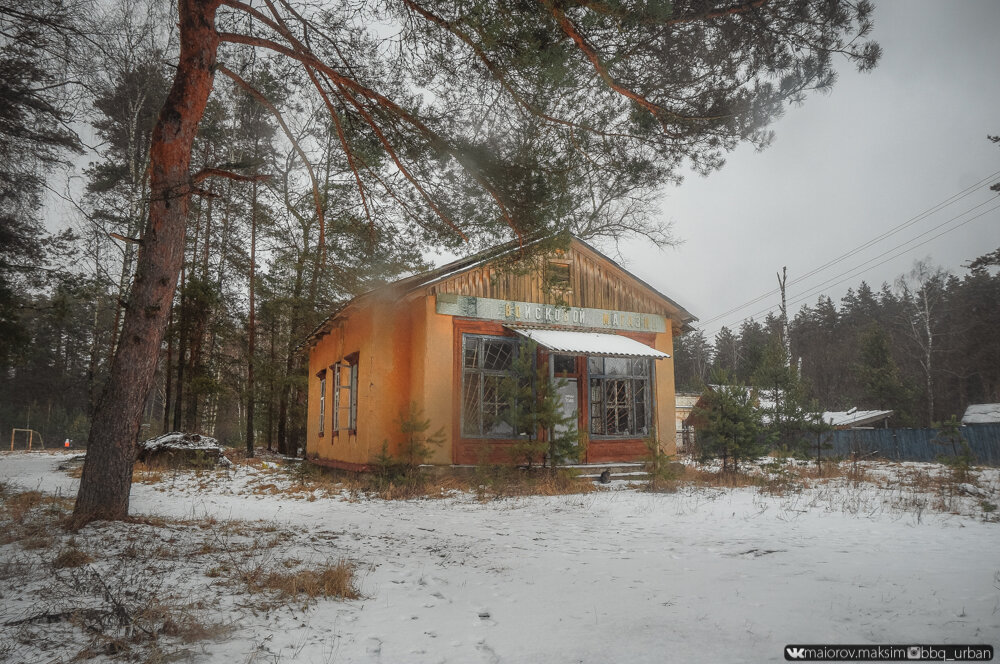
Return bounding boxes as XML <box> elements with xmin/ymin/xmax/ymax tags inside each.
<box><xmin>588</xmin><ymin>356</ymin><xmax>651</xmax><ymax>437</ymax></box>
<box><xmin>461</xmin><ymin>334</ymin><xmax>520</xmax><ymax>437</ymax></box>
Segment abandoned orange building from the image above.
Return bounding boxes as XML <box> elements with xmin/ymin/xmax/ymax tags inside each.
<box><xmin>303</xmin><ymin>237</ymin><xmax>695</xmax><ymax>470</ymax></box>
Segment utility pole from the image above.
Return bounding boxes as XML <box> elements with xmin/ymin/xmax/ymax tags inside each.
<box><xmin>777</xmin><ymin>266</ymin><xmax>790</xmax><ymax>368</ymax></box>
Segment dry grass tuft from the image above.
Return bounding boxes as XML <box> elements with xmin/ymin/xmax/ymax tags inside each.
<box><xmin>6</xmin><ymin>490</ymin><xmax>46</xmax><ymax>521</ymax></box>
<box><xmin>470</xmin><ymin>467</ymin><xmax>595</xmax><ymax>500</ymax></box>
<box><xmin>52</xmin><ymin>546</ymin><xmax>95</xmax><ymax>568</ymax></box>
<box><xmin>681</xmin><ymin>466</ymin><xmax>778</xmax><ymax>489</ymax></box>
<box><xmin>157</xmin><ymin>612</ymin><xmax>232</xmax><ymax>642</ymax></box>
<box><xmin>1</xmin><ymin>487</ymin><xmax>74</xmax><ymax>544</ymax></box>
<box><xmin>132</xmin><ymin>462</ymin><xmax>164</xmax><ymax>484</ymax></box>
<box><xmin>21</xmin><ymin>535</ymin><xmax>56</xmax><ymax>550</ymax></box>
<box><xmin>676</xmin><ymin>457</ymin><xmax>880</xmax><ymax>496</ymax></box>
<box><xmin>256</xmin><ymin>561</ymin><xmax>360</xmax><ymax>600</ymax></box>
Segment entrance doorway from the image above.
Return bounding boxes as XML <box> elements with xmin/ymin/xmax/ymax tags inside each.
<box><xmin>552</xmin><ymin>354</ymin><xmax>583</xmax><ymax>460</ymax></box>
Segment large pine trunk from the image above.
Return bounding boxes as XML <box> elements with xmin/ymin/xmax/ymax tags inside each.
<box><xmin>74</xmin><ymin>0</ymin><xmax>221</xmax><ymax>523</ymax></box>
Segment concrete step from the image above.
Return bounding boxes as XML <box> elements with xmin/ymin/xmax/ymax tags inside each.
<box><xmin>565</xmin><ymin>463</ymin><xmax>650</xmax><ymax>482</ymax></box>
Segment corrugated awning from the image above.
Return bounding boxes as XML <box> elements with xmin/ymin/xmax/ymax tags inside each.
<box><xmin>507</xmin><ymin>326</ymin><xmax>669</xmax><ymax>359</ymax></box>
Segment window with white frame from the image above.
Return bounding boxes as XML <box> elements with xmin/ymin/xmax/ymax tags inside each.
<box><xmin>588</xmin><ymin>356</ymin><xmax>651</xmax><ymax>437</ymax></box>
<box><xmin>332</xmin><ymin>357</ymin><xmax>358</xmax><ymax>431</ymax></box>
<box><xmin>461</xmin><ymin>334</ymin><xmax>521</xmax><ymax>437</ymax></box>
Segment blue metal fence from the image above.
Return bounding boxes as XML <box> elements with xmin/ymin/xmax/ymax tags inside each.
<box><xmin>827</xmin><ymin>424</ymin><xmax>1000</xmax><ymax>465</ymax></box>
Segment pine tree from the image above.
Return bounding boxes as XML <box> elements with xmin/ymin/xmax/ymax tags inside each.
<box><xmin>712</xmin><ymin>327</ymin><xmax>740</xmax><ymax>377</ymax></box>
<box><xmin>500</xmin><ymin>342</ymin><xmax>579</xmax><ymax>470</ymax></box>
<box><xmin>0</xmin><ymin>0</ymin><xmax>86</xmax><ymax>365</ymax></box>
<box><xmin>854</xmin><ymin>324</ymin><xmax>907</xmax><ymax>410</ymax></box>
<box><xmin>672</xmin><ymin>329</ymin><xmax>712</xmax><ymax>392</ymax></box>
<box><xmin>694</xmin><ymin>373</ymin><xmax>770</xmax><ymax>473</ymax></box>
<box><xmin>753</xmin><ymin>337</ymin><xmax>813</xmax><ymax>454</ymax></box>
<box><xmin>397</xmin><ymin>402</ymin><xmax>446</xmax><ymax>468</ymax></box>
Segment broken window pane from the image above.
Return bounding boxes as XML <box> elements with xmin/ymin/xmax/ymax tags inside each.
<box><xmin>553</xmin><ymin>354</ymin><xmax>576</xmax><ymax>374</ymax></box>
<box><xmin>588</xmin><ymin>357</ymin><xmax>651</xmax><ymax>437</ymax></box>
<box><xmin>482</xmin><ymin>339</ymin><xmax>514</xmax><ymax>371</ymax></box>
<box><xmin>483</xmin><ymin>375</ymin><xmax>513</xmax><ymax>436</ymax></box>
<box><xmin>464</xmin><ymin>344</ymin><xmax>479</xmax><ymax>369</ymax></box>
<box><xmin>462</xmin><ymin>372</ymin><xmax>481</xmax><ymax>436</ymax></box>
<box><xmin>461</xmin><ymin>334</ymin><xmax>520</xmax><ymax>438</ymax></box>
<box><xmin>604</xmin><ymin>357</ymin><xmax>630</xmax><ymax>376</ymax></box>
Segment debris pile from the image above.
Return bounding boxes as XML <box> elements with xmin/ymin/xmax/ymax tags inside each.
<box><xmin>138</xmin><ymin>432</ymin><xmax>230</xmax><ymax>467</ymax></box>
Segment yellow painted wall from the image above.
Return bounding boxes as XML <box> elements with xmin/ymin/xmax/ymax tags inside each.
<box><xmin>405</xmin><ymin>294</ymin><xmax>454</xmax><ymax>464</ymax></box>
<box><xmin>306</xmin><ymin>303</ymin><xmax>372</xmax><ymax>464</ymax></box>
<box><xmin>308</xmin><ymin>293</ymin><xmax>455</xmax><ymax>466</ymax></box>
<box><xmin>654</xmin><ymin>323</ymin><xmax>678</xmax><ymax>456</ymax></box>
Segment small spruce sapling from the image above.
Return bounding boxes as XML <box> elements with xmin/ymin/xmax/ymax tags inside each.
<box><xmin>933</xmin><ymin>415</ymin><xmax>975</xmax><ymax>484</ymax></box>
<box><xmin>398</xmin><ymin>402</ymin><xmax>446</xmax><ymax>469</ymax></box>
<box><xmin>803</xmin><ymin>401</ymin><xmax>834</xmax><ymax>475</ymax></box>
<box><xmin>372</xmin><ymin>441</ymin><xmax>400</xmax><ymax>484</ymax></box>
<box><xmin>752</xmin><ymin>337</ymin><xmax>816</xmax><ymax>459</ymax></box>
<box><xmin>499</xmin><ymin>341</ymin><xmax>580</xmax><ymax>470</ymax></box>
<box><xmin>693</xmin><ymin>372</ymin><xmax>771</xmax><ymax>473</ymax></box>
<box><xmin>374</xmin><ymin>403</ymin><xmax>445</xmax><ymax>483</ymax></box>
<box><xmin>643</xmin><ymin>431</ymin><xmax>681</xmax><ymax>492</ymax></box>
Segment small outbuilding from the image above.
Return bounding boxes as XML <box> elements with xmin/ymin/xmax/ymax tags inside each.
<box><xmin>962</xmin><ymin>403</ymin><xmax>1000</xmax><ymax>426</ymax></box>
<box><xmin>674</xmin><ymin>392</ymin><xmax>701</xmax><ymax>452</ymax></box>
<box><xmin>822</xmin><ymin>409</ymin><xmax>894</xmax><ymax>429</ymax></box>
<box><xmin>302</xmin><ymin>236</ymin><xmax>695</xmax><ymax>470</ymax></box>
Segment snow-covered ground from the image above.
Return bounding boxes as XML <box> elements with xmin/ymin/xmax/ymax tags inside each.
<box><xmin>1</xmin><ymin>451</ymin><xmax>997</xmax><ymax>663</ymax></box>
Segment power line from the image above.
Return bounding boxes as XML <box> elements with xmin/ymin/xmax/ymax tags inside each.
<box><xmin>699</xmin><ymin>197</ymin><xmax>1000</xmax><ymax>339</ymax></box>
<box><xmin>696</xmin><ymin>169</ymin><xmax>1000</xmax><ymax>327</ymax></box>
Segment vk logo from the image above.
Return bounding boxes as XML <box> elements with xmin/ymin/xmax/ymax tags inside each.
<box><xmin>786</xmin><ymin>647</ymin><xmax>807</xmax><ymax>660</ymax></box>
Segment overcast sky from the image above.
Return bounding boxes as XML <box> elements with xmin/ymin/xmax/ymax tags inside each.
<box><xmin>50</xmin><ymin>0</ymin><xmax>997</xmax><ymax>333</ymax></box>
<box><xmin>605</xmin><ymin>0</ymin><xmax>1000</xmax><ymax>338</ymax></box>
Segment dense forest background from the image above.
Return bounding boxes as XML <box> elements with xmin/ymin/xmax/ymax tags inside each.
<box><xmin>0</xmin><ymin>0</ymin><xmax>991</xmax><ymax>452</ymax></box>
<box><xmin>673</xmin><ymin>251</ymin><xmax>1000</xmax><ymax>427</ymax></box>
<box><xmin>0</xmin><ymin>0</ymin><xmax>431</xmax><ymax>452</ymax></box>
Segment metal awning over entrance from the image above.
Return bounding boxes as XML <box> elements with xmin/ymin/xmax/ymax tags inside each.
<box><xmin>507</xmin><ymin>326</ymin><xmax>670</xmax><ymax>359</ymax></box>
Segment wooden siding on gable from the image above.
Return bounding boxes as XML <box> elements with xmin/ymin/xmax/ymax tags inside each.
<box><xmin>425</xmin><ymin>242</ymin><xmax>676</xmax><ymax>319</ymax></box>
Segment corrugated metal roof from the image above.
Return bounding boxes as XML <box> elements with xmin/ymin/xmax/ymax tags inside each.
<box><xmin>962</xmin><ymin>403</ymin><xmax>1000</xmax><ymax>424</ymax></box>
<box><xmin>822</xmin><ymin>410</ymin><xmax>894</xmax><ymax>427</ymax></box>
<box><xmin>507</xmin><ymin>326</ymin><xmax>670</xmax><ymax>359</ymax></box>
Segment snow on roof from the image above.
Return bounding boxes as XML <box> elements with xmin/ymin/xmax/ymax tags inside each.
<box><xmin>962</xmin><ymin>403</ymin><xmax>1000</xmax><ymax>425</ymax></box>
<box><xmin>704</xmin><ymin>385</ymin><xmax>779</xmax><ymax>412</ymax></box>
<box><xmin>507</xmin><ymin>326</ymin><xmax>669</xmax><ymax>359</ymax></box>
<box><xmin>675</xmin><ymin>394</ymin><xmax>701</xmax><ymax>409</ymax></box>
<box><xmin>822</xmin><ymin>410</ymin><xmax>894</xmax><ymax>427</ymax></box>
<box><xmin>693</xmin><ymin>389</ymin><xmax>893</xmax><ymax>428</ymax></box>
